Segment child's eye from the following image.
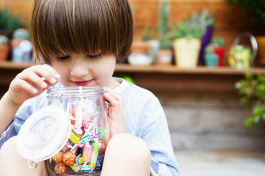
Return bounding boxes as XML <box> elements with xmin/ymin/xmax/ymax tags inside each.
<box><xmin>87</xmin><ymin>53</ymin><xmax>102</xmax><ymax>59</ymax></box>
<box><xmin>57</xmin><ymin>55</ymin><xmax>70</xmax><ymax>61</ymax></box>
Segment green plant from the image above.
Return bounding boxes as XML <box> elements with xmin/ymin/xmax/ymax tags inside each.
<box><xmin>0</xmin><ymin>8</ymin><xmax>25</xmax><ymax>33</ymax></box>
<box><xmin>169</xmin><ymin>9</ymin><xmax>215</xmax><ymax>40</ymax></box>
<box><xmin>142</xmin><ymin>26</ymin><xmax>156</xmax><ymax>41</ymax></box>
<box><xmin>189</xmin><ymin>9</ymin><xmax>215</xmax><ymax>28</ymax></box>
<box><xmin>225</xmin><ymin>0</ymin><xmax>265</xmax><ymax>24</ymax></box>
<box><xmin>158</xmin><ymin>0</ymin><xmax>170</xmax><ymax>49</ymax></box>
<box><xmin>169</xmin><ymin>20</ymin><xmax>205</xmax><ymax>39</ymax></box>
<box><xmin>235</xmin><ymin>73</ymin><xmax>265</xmax><ymax>130</ymax></box>
<box><xmin>0</xmin><ymin>35</ymin><xmax>9</xmax><ymax>44</ymax></box>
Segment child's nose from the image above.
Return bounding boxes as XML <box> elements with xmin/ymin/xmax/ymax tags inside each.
<box><xmin>70</xmin><ymin>62</ymin><xmax>89</xmax><ymax>77</ymax></box>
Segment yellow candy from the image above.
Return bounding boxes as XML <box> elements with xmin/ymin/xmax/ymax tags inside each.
<box><xmin>69</xmin><ymin>131</ymin><xmax>80</xmax><ymax>144</ymax></box>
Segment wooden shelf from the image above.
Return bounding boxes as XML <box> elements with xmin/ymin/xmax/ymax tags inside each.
<box><xmin>115</xmin><ymin>64</ymin><xmax>265</xmax><ymax>75</ymax></box>
<box><xmin>0</xmin><ymin>61</ymin><xmax>264</xmax><ymax>75</ymax></box>
<box><xmin>0</xmin><ymin>61</ymin><xmax>264</xmax><ymax>91</ymax></box>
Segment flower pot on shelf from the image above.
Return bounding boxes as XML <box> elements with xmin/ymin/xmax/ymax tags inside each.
<box><xmin>128</xmin><ymin>40</ymin><xmax>152</xmax><ymax>65</ymax></box>
<box><xmin>0</xmin><ymin>44</ymin><xmax>10</xmax><ymax>61</ymax></box>
<box><xmin>204</xmin><ymin>53</ymin><xmax>217</xmax><ymax>67</ymax></box>
<box><xmin>156</xmin><ymin>49</ymin><xmax>173</xmax><ymax>65</ymax></box>
<box><xmin>173</xmin><ymin>38</ymin><xmax>201</xmax><ymax>68</ymax></box>
<box><xmin>0</xmin><ymin>35</ymin><xmax>10</xmax><ymax>61</ymax></box>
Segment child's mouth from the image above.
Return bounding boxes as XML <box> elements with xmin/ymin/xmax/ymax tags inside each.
<box><xmin>73</xmin><ymin>80</ymin><xmax>91</xmax><ymax>86</ymax></box>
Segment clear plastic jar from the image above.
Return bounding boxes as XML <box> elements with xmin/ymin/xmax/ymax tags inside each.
<box><xmin>17</xmin><ymin>86</ymin><xmax>109</xmax><ymax>176</ymax></box>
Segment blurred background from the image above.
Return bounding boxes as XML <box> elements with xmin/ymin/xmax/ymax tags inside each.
<box><xmin>0</xmin><ymin>0</ymin><xmax>265</xmax><ymax>175</ymax></box>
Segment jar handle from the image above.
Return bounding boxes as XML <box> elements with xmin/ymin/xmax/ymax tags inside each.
<box><xmin>233</xmin><ymin>32</ymin><xmax>258</xmax><ymax>67</ymax></box>
<box><xmin>27</xmin><ymin>160</ymin><xmax>38</xmax><ymax>169</ymax></box>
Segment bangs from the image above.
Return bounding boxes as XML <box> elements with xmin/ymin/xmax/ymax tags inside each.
<box><xmin>31</xmin><ymin>0</ymin><xmax>133</xmax><ymax>63</ymax></box>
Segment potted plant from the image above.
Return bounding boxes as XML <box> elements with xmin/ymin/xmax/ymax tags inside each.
<box><xmin>0</xmin><ymin>35</ymin><xmax>10</xmax><ymax>61</ymax></box>
<box><xmin>142</xmin><ymin>26</ymin><xmax>159</xmax><ymax>65</ymax></box>
<box><xmin>0</xmin><ymin>8</ymin><xmax>25</xmax><ymax>40</ymax></box>
<box><xmin>156</xmin><ymin>0</ymin><xmax>173</xmax><ymax>65</ymax></box>
<box><xmin>169</xmin><ymin>18</ymin><xmax>204</xmax><ymax>68</ymax></box>
<box><xmin>204</xmin><ymin>37</ymin><xmax>224</xmax><ymax>67</ymax></box>
<box><xmin>235</xmin><ymin>73</ymin><xmax>265</xmax><ymax>130</ymax></box>
<box><xmin>189</xmin><ymin>10</ymin><xmax>215</xmax><ymax>64</ymax></box>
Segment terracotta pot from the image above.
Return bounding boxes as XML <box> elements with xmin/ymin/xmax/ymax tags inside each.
<box><xmin>0</xmin><ymin>44</ymin><xmax>10</xmax><ymax>61</ymax></box>
<box><xmin>156</xmin><ymin>49</ymin><xmax>173</xmax><ymax>65</ymax></box>
<box><xmin>130</xmin><ymin>40</ymin><xmax>148</xmax><ymax>54</ymax></box>
<box><xmin>11</xmin><ymin>39</ymin><xmax>24</xmax><ymax>47</ymax></box>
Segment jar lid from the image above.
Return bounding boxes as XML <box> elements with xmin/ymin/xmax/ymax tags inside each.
<box><xmin>17</xmin><ymin>106</ymin><xmax>71</xmax><ymax>161</ymax></box>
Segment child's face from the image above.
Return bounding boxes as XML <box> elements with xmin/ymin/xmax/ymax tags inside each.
<box><xmin>50</xmin><ymin>52</ymin><xmax>116</xmax><ymax>87</ymax></box>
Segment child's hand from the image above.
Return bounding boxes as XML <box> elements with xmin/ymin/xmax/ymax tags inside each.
<box><xmin>7</xmin><ymin>64</ymin><xmax>60</xmax><ymax>105</ymax></box>
<box><xmin>103</xmin><ymin>87</ymin><xmax>125</xmax><ymax>139</ymax></box>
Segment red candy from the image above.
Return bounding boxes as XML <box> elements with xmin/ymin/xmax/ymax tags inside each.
<box><xmin>52</xmin><ymin>151</ymin><xmax>64</xmax><ymax>163</ymax></box>
<box><xmin>63</xmin><ymin>151</ymin><xmax>77</xmax><ymax>166</ymax></box>
<box><xmin>54</xmin><ymin>163</ymin><xmax>68</xmax><ymax>175</ymax></box>
<box><xmin>60</xmin><ymin>141</ymin><xmax>70</xmax><ymax>153</ymax></box>
<box><xmin>99</xmin><ymin>142</ymin><xmax>106</xmax><ymax>155</ymax></box>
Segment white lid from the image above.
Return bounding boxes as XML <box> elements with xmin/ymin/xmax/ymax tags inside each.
<box><xmin>17</xmin><ymin>106</ymin><xmax>71</xmax><ymax>161</ymax></box>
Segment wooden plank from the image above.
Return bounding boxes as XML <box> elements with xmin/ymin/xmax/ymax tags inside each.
<box><xmin>154</xmin><ymin>90</ymin><xmax>265</xmax><ymax>132</ymax></box>
<box><xmin>171</xmin><ymin>131</ymin><xmax>265</xmax><ymax>150</ymax></box>
<box><xmin>1</xmin><ymin>62</ymin><xmax>264</xmax><ymax>75</ymax></box>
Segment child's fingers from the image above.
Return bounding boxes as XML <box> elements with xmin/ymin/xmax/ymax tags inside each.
<box><xmin>104</xmin><ymin>93</ymin><xmax>120</xmax><ymax>107</ymax></box>
<box><xmin>31</xmin><ymin>65</ymin><xmax>59</xmax><ymax>84</ymax></box>
<box><xmin>15</xmin><ymin>79</ymin><xmax>38</xmax><ymax>94</ymax></box>
<box><xmin>21</xmin><ymin>73</ymin><xmax>48</xmax><ymax>89</ymax></box>
<box><xmin>104</xmin><ymin>87</ymin><xmax>123</xmax><ymax>101</ymax></box>
<box><xmin>20</xmin><ymin>65</ymin><xmax>60</xmax><ymax>85</ymax></box>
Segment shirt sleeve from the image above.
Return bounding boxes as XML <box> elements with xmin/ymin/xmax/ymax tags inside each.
<box><xmin>0</xmin><ymin>99</ymin><xmax>33</xmax><ymax>149</ymax></box>
<box><xmin>139</xmin><ymin>96</ymin><xmax>179</xmax><ymax>176</ymax></box>
<box><xmin>0</xmin><ymin>92</ymin><xmax>48</xmax><ymax>149</ymax></box>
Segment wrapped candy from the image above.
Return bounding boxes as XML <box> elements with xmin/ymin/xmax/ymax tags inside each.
<box><xmin>54</xmin><ymin>163</ymin><xmax>68</xmax><ymax>175</ymax></box>
<box><xmin>69</xmin><ymin>131</ymin><xmax>80</xmax><ymax>144</ymax></box>
<box><xmin>60</xmin><ymin>141</ymin><xmax>70</xmax><ymax>153</ymax></box>
<box><xmin>52</xmin><ymin>151</ymin><xmax>64</xmax><ymax>163</ymax></box>
<box><xmin>63</xmin><ymin>151</ymin><xmax>77</xmax><ymax>166</ymax></box>
<box><xmin>89</xmin><ymin>142</ymin><xmax>100</xmax><ymax>169</ymax></box>
<box><xmin>98</xmin><ymin>127</ymin><xmax>106</xmax><ymax>140</ymax></box>
<box><xmin>99</xmin><ymin>141</ymin><xmax>106</xmax><ymax>155</ymax></box>
<box><xmin>83</xmin><ymin>144</ymin><xmax>92</xmax><ymax>163</ymax></box>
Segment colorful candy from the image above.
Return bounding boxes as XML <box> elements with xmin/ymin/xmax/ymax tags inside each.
<box><xmin>52</xmin><ymin>151</ymin><xmax>64</xmax><ymax>163</ymax></box>
<box><xmin>69</xmin><ymin>131</ymin><xmax>80</xmax><ymax>144</ymax></box>
<box><xmin>89</xmin><ymin>142</ymin><xmax>100</xmax><ymax>169</ymax></box>
<box><xmin>63</xmin><ymin>151</ymin><xmax>77</xmax><ymax>166</ymax></box>
<box><xmin>50</xmin><ymin>99</ymin><xmax>106</xmax><ymax>175</ymax></box>
<box><xmin>83</xmin><ymin>144</ymin><xmax>92</xmax><ymax>163</ymax></box>
<box><xmin>54</xmin><ymin>163</ymin><xmax>68</xmax><ymax>175</ymax></box>
<box><xmin>99</xmin><ymin>141</ymin><xmax>106</xmax><ymax>155</ymax></box>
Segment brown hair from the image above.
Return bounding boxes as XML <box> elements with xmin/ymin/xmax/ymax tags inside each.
<box><xmin>31</xmin><ymin>0</ymin><xmax>133</xmax><ymax>64</ymax></box>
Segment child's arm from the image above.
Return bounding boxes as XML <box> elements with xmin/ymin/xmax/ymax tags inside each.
<box><xmin>0</xmin><ymin>64</ymin><xmax>60</xmax><ymax>135</ymax></box>
<box><xmin>103</xmin><ymin>87</ymin><xmax>125</xmax><ymax>139</ymax></box>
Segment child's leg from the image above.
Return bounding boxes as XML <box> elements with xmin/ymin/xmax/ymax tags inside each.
<box><xmin>101</xmin><ymin>133</ymin><xmax>151</xmax><ymax>176</ymax></box>
<box><xmin>0</xmin><ymin>136</ymin><xmax>48</xmax><ymax>176</ymax></box>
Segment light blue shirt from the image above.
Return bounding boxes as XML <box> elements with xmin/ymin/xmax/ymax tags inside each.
<box><xmin>0</xmin><ymin>78</ymin><xmax>179</xmax><ymax>176</ymax></box>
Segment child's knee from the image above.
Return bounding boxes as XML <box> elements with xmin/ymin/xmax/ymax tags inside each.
<box><xmin>0</xmin><ymin>136</ymin><xmax>17</xmax><ymax>155</ymax></box>
<box><xmin>107</xmin><ymin>133</ymin><xmax>151</xmax><ymax>161</ymax></box>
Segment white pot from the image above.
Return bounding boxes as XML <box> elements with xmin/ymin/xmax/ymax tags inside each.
<box><xmin>173</xmin><ymin>38</ymin><xmax>201</xmax><ymax>68</ymax></box>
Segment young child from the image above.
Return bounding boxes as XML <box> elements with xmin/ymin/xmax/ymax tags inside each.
<box><xmin>0</xmin><ymin>0</ymin><xmax>179</xmax><ymax>175</ymax></box>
